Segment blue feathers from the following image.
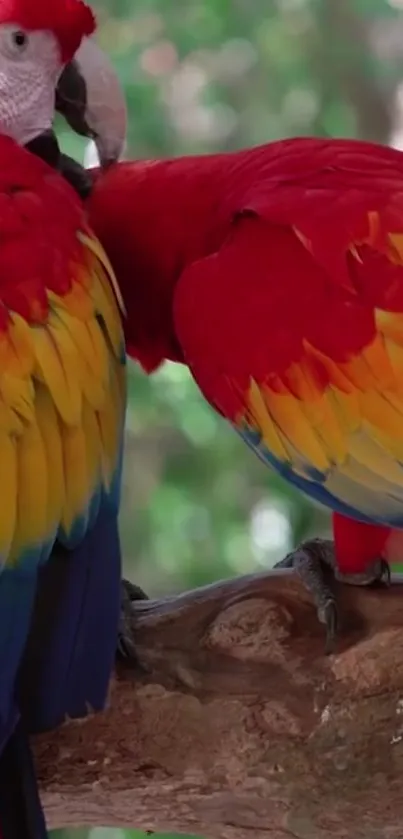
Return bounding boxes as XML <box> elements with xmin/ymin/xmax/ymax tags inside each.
<box><xmin>0</xmin><ymin>569</ymin><xmax>38</xmax><ymax>751</ymax></box>
<box><xmin>0</xmin><ymin>570</ymin><xmax>47</xmax><ymax>839</ymax></box>
<box><xmin>0</xmin><ymin>722</ymin><xmax>47</xmax><ymax>839</ymax></box>
<box><xmin>18</xmin><ymin>501</ymin><xmax>122</xmax><ymax>732</ymax></box>
<box><xmin>239</xmin><ymin>427</ymin><xmax>403</xmax><ymax>528</ymax></box>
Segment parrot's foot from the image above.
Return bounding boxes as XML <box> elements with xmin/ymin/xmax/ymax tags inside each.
<box><xmin>274</xmin><ymin>539</ymin><xmax>391</xmax><ymax>655</ymax></box>
<box><xmin>275</xmin><ymin>538</ymin><xmax>339</xmax><ymax>654</ymax></box>
<box><xmin>117</xmin><ymin>578</ymin><xmax>149</xmax><ymax>666</ymax></box>
<box><xmin>335</xmin><ymin>557</ymin><xmax>391</xmax><ymax>587</ymax></box>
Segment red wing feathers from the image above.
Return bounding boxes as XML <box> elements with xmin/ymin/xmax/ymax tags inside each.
<box><xmin>173</xmin><ymin>184</ymin><xmax>403</xmax><ymax>548</ymax></box>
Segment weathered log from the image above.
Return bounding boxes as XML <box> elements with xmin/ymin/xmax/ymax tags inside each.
<box><xmin>34</xmin><ymin>566</ymin><xmax>403</xmax><ymax>838</ymax></box>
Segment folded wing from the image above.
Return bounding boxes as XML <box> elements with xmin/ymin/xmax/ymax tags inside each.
<box><xmin>0</xmin><ymin>138</ymin><xmax>126</xmax><ymax>743</ymax></box>
<box><xmin>173</xmin><ymin>166</ymin><xmax>403</xmax><ymax>531</ymax></box>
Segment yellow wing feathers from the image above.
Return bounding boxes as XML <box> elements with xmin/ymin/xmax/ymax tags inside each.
<box><xmin>0</xmin><ymin>231</ymin><xmax>126</xmax><ymax>568</ymax></box>
<box><xmin>246</xmin><ymin>316</ymin><xmax>403</xmax><ymax>467</ymax></box>
<box><xmin>243</xmin><ymin>308</ymin><xmax>403</xmax><ymax>525</ymax></box>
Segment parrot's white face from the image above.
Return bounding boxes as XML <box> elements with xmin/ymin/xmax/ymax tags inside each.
<box><xmin>0</xmin><ymin>24</ymin><xmax>62</xmax><ymax>146</ymax></box>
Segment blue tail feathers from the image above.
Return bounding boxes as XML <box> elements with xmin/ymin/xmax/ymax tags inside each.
<box><xmin>0</xmin><ymin>565</ymin><xmax>55</xmax><ymax>837</ymax></box>
<box><xmin>0</xmin><ymin>475</ymin><xmax>122</xmax><ymax>838</ymax></box>
<box><xmin>0</xmin><ymin>568</ymin><xmax>38</xmax><ymax>752</ymax></box>
<box><xmin>18</xmin><ymin>507</ymin><xmax>122</xmax><ymax>732</ymax></box>
<box><xmin>0</xmin><ymin>722</ymin><xmax>47</xmax><ymax>839</ymax></box>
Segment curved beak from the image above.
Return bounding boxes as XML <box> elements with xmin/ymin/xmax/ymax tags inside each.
<box><xmin>55</xmin><ymin>37</ymin><xmax>127</xmax><ymax>168</ymax></box>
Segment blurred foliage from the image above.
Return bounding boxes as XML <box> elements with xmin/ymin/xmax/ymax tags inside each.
<box><xmin>54</xmin><ymin>0</ymin><xmax>403</xmax><ymax>836</ymax></box>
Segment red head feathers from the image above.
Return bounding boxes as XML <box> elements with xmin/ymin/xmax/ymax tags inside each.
<box><xmin>0</xmin><ymin>0</ymin><xmax>96</xmax><ymax>63</ymax></box>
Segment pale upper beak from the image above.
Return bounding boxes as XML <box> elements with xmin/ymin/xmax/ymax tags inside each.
<box><xmin>55</xmin><ymin>37</ymin><xmax>127</xmax><ymax>167</ymax></box>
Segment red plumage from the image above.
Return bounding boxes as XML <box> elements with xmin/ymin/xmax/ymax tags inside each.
<box><xmin>0</xmin><ymin>134</ymin><xmax>84</xmax><ymax>324</ymax></box>
<box><xmin>87</xmin><ymin>136</ymin><xmax>403</xmax><ymax>577</ymax></box>
<box><xmin>332</xmin><ymin>514</ymin><xmax>390</xmax><ymax>576</ymax></box>
<box><xmin>0</xmin><ymin>0</ymin><xmax>96</xmax><ymax>62</ymax></box>
<box><xmin>87</xmin><ymin>138</ymin><xmax>403</xmax><ymax>373</ymax></box>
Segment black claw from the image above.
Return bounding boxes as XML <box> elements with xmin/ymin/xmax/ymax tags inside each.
<box><xmin>117</xmin><ymin>578</ymin><xmax>149</xmax><ymax>667</ymax></box>
<box><xmin>122</xmin><ymin>579</ymin><xmax>149</xmax><ymax>603</ymax></box>
<box><xmin>323</xmin><ymin>600</ymin><xmax>339</xmax><ymax>655</ymax></box>
<box><xmin>116</xmin><ymin>634</ymin><xmax>134</xmax><ymax>661</ymax></box>
<box><xmin>377</xmin><ymin>559</ymin><xmax>391</xmax><ymax>588</ymax></box>
<box><xmin>275</xmin><ymin>540</ymin><xmax>393</xmax><ymax>654</ymax></box>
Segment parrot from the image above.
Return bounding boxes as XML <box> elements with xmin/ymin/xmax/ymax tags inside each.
<box><xmin>0</xmin><ymin>1</ymin><xmax>129</xmax><ymax>836</ymax></box>
<box><xmin>49</xmin><ymin>71</ymin><xmax>403</xmax><ymax>655</ymax></box>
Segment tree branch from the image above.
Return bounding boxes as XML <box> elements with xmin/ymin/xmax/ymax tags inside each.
<box><xmin>34</xmin><ymin>568</ymin><xmax>403</xmax><ymax>837</ymax></box>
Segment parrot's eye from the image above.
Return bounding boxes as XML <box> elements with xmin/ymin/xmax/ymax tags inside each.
<box><xmin>12</xmin><ymin>31</ymin><xmax>27</xmax><ymax>49</ymax></box>
<box><xmin>10</xmin><ymin>30</ymin><xmax>28</xmax><ymax>52</ymax></box>
<box><xmin>3</xmin><ymin>28</ymin><xmax>29</xmax><ymax>58</ymax></box>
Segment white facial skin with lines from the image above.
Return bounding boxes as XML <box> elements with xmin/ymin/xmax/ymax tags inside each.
<box><xmin>0</xmin><ymin>24</ymin><xmax>63</xmax><ymax>145</ymax></box>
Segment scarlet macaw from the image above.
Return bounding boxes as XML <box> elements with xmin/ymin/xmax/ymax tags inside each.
<box><xmin>55</xmin><ymin>90</ymin><xmax>403</xmax><ymax>651</ymax></box>
<box><xmin>0</xmin><ymin>1</ymin><xmax>127</xmax><ymax>836</ymax></box>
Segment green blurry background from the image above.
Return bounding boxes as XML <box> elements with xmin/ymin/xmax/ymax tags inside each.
<box><xmin>54</xmin><ymin>0</ymin><xmax>403</xmax><ymax>836</ymax></box>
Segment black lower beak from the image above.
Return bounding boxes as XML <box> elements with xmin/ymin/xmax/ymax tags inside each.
<box><xmin>25</xmin><ymin>129</ymin><xmax>93</xmax><ymax>200</ymax></box>
<box><xmin>55</xmin><ymin>59</ymin><xmax>95</xmax><ymax>141</ymax></box>
<box><xmin>24</xmin><ymin>58</ymin><xmax>96</xmax><ymax>200</ymax></box>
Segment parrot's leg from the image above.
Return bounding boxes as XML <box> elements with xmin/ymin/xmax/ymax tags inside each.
<box><xmin>331</xmin><ymin>513</ymin><xmax>391</xmax><ymax>587</ymax></box>
<box><xmin>275</xmin><ymin>539</ymin><xmax>339</xmax><ymax>654</ymax></box>
<box><xmin>275</xmin><ymin>538</ymin><xmax>390</xmax><ymax>654</ymax></box>
<box><xmin>117</xmin><ymin>578</ymin><xmax>149</xmax><ymax>666</ymax></box>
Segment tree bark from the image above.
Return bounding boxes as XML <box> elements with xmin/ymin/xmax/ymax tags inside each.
<box><xmin>34</xmin><ymin>567</ymin><xmax>403</xmax><ymax>838</ymax></box>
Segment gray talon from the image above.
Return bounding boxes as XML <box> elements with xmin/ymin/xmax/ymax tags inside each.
<box><xmin>122</xmin><ymin>578</ymin><xmax>149</xmax><ymax>603</ymax></box>
<box><xmin>274</xmin><ymin>540</ymin><xmax>339</xmax><ymax>652</ymax></box>
<box><xmin>375</xmin><ymin>558</ymin><xmax>391</xmax><ymax>587</ymax></box>
<box><xmin>336</xmin><ymin>557</ymin><xmax>391</xmax><ymax>587</ymax></box>
<box><xmin>117</xmin><ymin>578</ymin><xmax>149</xmax><ymax>665</ymax></box>
<box><xmin>275</xmin><ymin>540</ymin><xmax>392</xmax><ymax>653</ymax></box>
<box><xmin>320</xmin><ymin>599</ymin><xmax>339</xmax><ymax>655</ymax></box>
